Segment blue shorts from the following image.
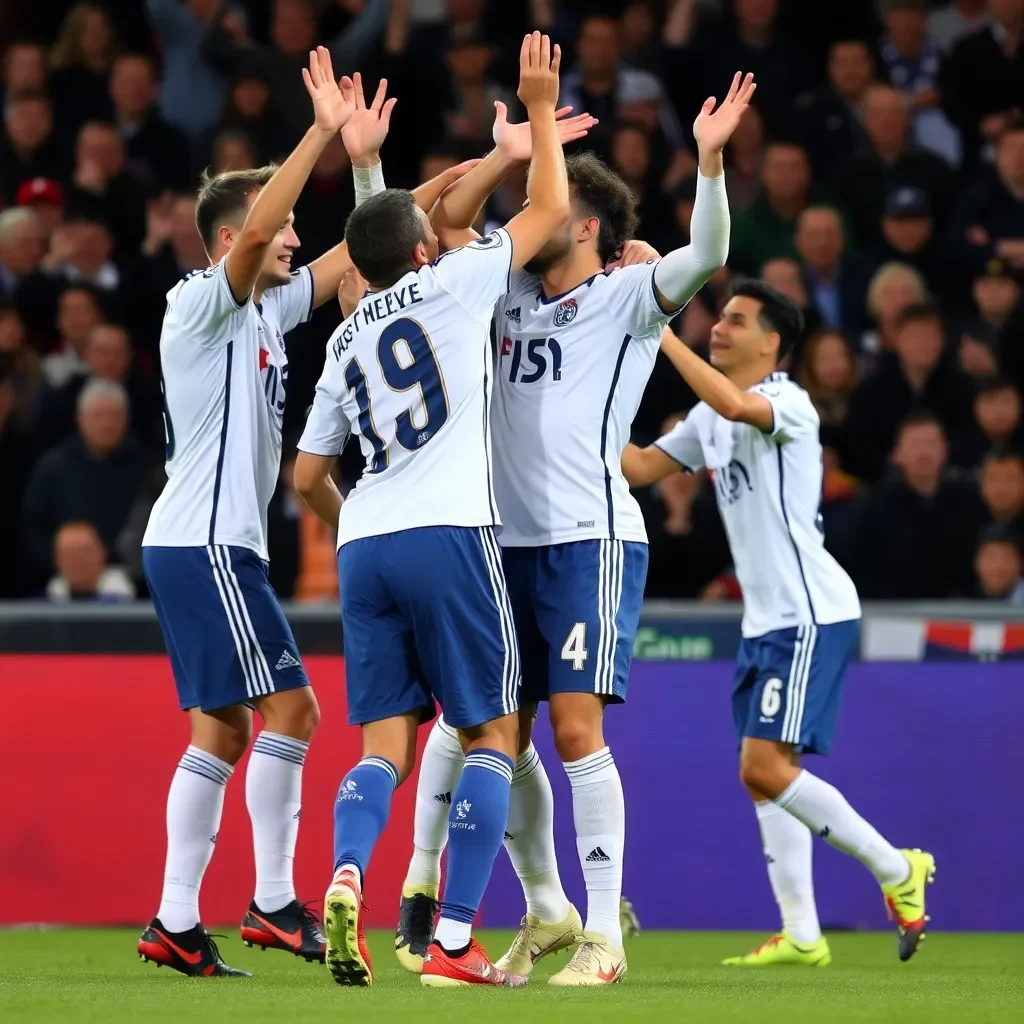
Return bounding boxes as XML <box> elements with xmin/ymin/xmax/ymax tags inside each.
<box><xmin>338</xmin><ymin>526</ymin><xmax>519</xmax><ymax>730</ymax></box>
<box><xmin>732</xmin><ymin>620</ymin><xmax>860</xmax><ymax>755</ymax></box>
<box><xmin>143</xmin><ymin>544</ymin><xmax>309</xmax><ymax>712</ymax></box>
<box><xmin>501</xmin><ymin>540</ymin><xmax>648</xmax><ymax>705</ymax></box>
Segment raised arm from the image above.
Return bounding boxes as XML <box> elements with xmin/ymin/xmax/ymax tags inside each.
<box><xmin>225</xmin><ymin>47</ymin><xmax>355</xmax><ymax>305</ymax></box>
<box><xmin>621</xmin><ymin>442</ymin><xmax>682</xmax><ymax>487</ymax></box>
<box><xmin>652</xmin><ymin>72</ymin><xmax>755</xmax><ymax>314</ymax></box>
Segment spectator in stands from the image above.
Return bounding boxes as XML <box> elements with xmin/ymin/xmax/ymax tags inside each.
<box><xmin>851</xmin><ymin>412</ymin><xmax>987</xmax><ymax>597</ymax></box>
<box><xmin>42</xmin><ymin>211</ymin><xmax>120</xmax><ymax>298</ymax></box>
<box><xmin>730</xmin><ymin>141</ymin><xmax>822</xmax><ymax>274</ymax></box>
<box><xmin>0</xmin><ymin>301</ymin><xmax>41</xmax><ymax>429</ymax></box>
<box><xmin>878</xmin><ymin>0</ymin><xmax>961</xmax><ymax>164</ymax></box>
<box><xmin>954</xmin><ymin>375</ymin><xmax>1024</xmax><ymax>464</ymax></box>
<box><xmin>209</xmin><ymin>128</ymin><xmax>260</xmax><ymax>174</ymax></box>
<box><xmin>0</xmin><ymin>207</ymin><xmax>56</xmax><ymax>345</ymax></box>
<box><xmin>48</xmin><ymin>3</ymin><xmax>117</xmax><ymax>137</ymax></box>
<box><xmin>948</xmin><ymin>120</ymin><xmax>1024</xmax><ymax>281</ymax></box>
<box><xmin>202</xmin><ymin>68</ymin><xmax>287</xmax><ymax>169</ymax></box>
<box><xmin>19</xmin><ymin>377</ymin><xmax>150</xmax><ymax>587</ymax></box>
<box><xmin>621</xmin><ymin>0</ymin><xmax>663</xmax><ymax>75</ymax></box>
<box><xmin>16</xmin><ymin>177</ymin><xmax>65</xmax><ymax>242</ymax></box>
<box><xmin>798</xmin><ymin>330</ymin><xmax>859</xmax><ymax>443</ymax></box>
<box><xmin>973</xmin><ymin>524</ymin><xmax>1024</xmax><ymax>602</ymax></box>
<box><xmin>941</xmin><ymin>0</ymin><xmax>1024</xmax><ymax>170</ymax></box>
<box><xmin>863</xmin><ymin>261</ymin><xmax>929</xmax><ymax>354</ymax></box>
<box><xmin>0</xmin><ymin>364</ymin><xmax>37</xmax><ymax>598</ymax></box>
<box><xmin>40</xmin><ymin>284</ymin><xmax>103</xmax><ymax>388</ymax></box>
<box><xmin>46</xmin><ymin>520</ymin><xmax>135</xmax><ymax>602</ymax></box>
<box><xmin>611</xmin><ymin>123</ymin><xmax>680</xmax><ymax>255</ymax></box>
<box><xmin>875</xmin><ymin>187</ymin><xmax>947</xmax><ymax>294</ymax></box>
<box><xmin>959</xmin><ymin>259</ymin><xmax>1021</xmax><ymax>375</ymax></box>
<box><xmin>795</xmin><ymin>206</ymin><xmax>870</xmax><ymax>339</ymax></box>
<box><xmin>442</xmin><ymin>27</ymin><xmax>510</xmax><ymax>149</ymax></box>
<box><xmin>559</xmin><ymin>13</ymin><xmax>686</xmax><ymax>163</ymax></box>
<box><xmin>929</xmin><ymin>0</ymin><xmax>991</xmax><ymax>54</ymax></box>
<box><xmin>109</xmin><ymin>53</ymin><xmax>191</xmax><ymax>193</ymax></box>
<box><xmin>760</xmin><ymin>256</ymin><xmax>824</xmax><ymax>353</ymax></box>
<box><xmin>1</xmin><ymin>41</ymin><xmax>48</xmax><ymax>103</ymax></box>
<box><xmin>200</xmin><ymin>0</ymin><xmax>390</xmax><ymax>148</ymax></box>
<box><xmin>979</xmin><ymin>447</ymin><xmax>1024</xmax><ymax>538</ymax></box>
<box><xmin>835</xmin><ymin>83</ymin><xmax>955</xmax><ymax>248</ymax></box>
<box><xmin>292</xmin><ymin>135</ymin><xmax>355</xmax><ymax>271</ymax></box>
<box><xmin>724</xmin><ymin>102</ymin><xmax>764</xmax><ymax>212</ymax></box>
<box><xmin>0</xmin><ymin>93</ymin><xmax>66</xmax><ymax>204</ymax></box>
<box><xmin>794</xmin><ymin>39</ymin><xmax>875</xmax><ymax>180</ymax></box>
<box><xmin>845</xmin><ymin>302</ymin><xmax>974</xmax><ymax>480</ymax></box>
<box><xmin>145</xmin><ymin>0</ymin><xmax>226</xmax><ymax>143</ymax></box>
<box><xmin>66</xmin><ymin>121</ymin><xmax>147</xmax><ymax>259</ymax></box>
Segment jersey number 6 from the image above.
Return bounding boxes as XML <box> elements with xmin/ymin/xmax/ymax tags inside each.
<box><xmin>344</xmin><ymin>317</ymin><xmax>450</xmax><ymax>474</ymax></box>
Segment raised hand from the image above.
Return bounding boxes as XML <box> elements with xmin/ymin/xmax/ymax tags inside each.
<box><xmin>607</xmin><ymin>239</ymin><xmax>662</xmax><ymax>271</ymax></box>
<box><xmin>492</xmin><ymin>100</ymin><xmax>597</xmax><ymax>162</ymax></box>
<box><xmin>693</xmin><ymin>71</ymin><xmax>756</xmax><ymax>155</ymax></box>
<box><xmin>516</xmin><ymin>31</ymin><xmax>561</xmax><ymax>110</ymax></box>
<box><xmin>302</xmin><ymin>45</ymin><xmax>357</xmax><ymax>134</ymax></box>
<box><xmin>341</xmin><ymin>72</ymin><xmax>397</xmax><ymax>165</ymax></box>
<box><xmin>339</xmin><ymin>265</ymin><xmax>368</xmax><ymax>320</ymax></box>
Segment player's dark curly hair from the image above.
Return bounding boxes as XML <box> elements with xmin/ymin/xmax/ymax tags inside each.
<box><xmin>730</xmin><ymin>278</ymin><xmax>805</xmax><ymax>364</ymax></box>
<box><xmin>565</xmin><ymin>153</ymin><xmax>639</xmax><ymax>265</ymax></box>
<box><xmin>345</xmin><ymin>189</ymin><xmax>428</xmax><ymax>288</ymax></box>
<box><xmin>195</xmin><ymin>164</ymin><xmax>277</xmax><ymax>253</ymax></box>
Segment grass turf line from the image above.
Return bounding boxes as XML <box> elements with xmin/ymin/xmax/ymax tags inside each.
<box><xmin>1</xmin><ymin>929</ymin><xmax>1021</xmax><ymax>1023</ymax></box>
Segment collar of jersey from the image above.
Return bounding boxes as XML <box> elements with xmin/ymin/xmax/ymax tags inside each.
<box><xmin>758</xmin><ymin>371</ymin><xmax>789</xmax><ymax>386</ymax></box>
<box><xmin>537</xmin><ymin>272</ymin><xmax>602</xmax><ymax>305</ymax></box>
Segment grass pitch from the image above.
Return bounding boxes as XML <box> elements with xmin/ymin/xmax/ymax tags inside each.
<box><xmin>0</xmin><ymin>929</ymin><xmax>1021</xmax><ymax>1023</ymax></box>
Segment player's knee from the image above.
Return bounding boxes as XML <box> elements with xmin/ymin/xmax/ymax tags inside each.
<box><xmin>551</xmin><ymin>717</ymin><xmax>604</xmax><ymax>763</ymax></box>
<box><xmin>738</xmin><ymin>749</ymin><xmax>787</xmax><ymax>797</ymax></box>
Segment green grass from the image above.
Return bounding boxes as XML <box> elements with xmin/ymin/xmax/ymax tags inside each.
<box><xmin>1</xmin><ymin>930</ymin><xmax>1021</xmax><ymax>1023</ymax></box>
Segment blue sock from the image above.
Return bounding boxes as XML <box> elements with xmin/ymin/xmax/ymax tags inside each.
<box><xmin>332</xmin><ymin>756</ymin><xmax>398</xmax><ymax>878</ymax></box>
<box><xmin>436</xmin><ymin>749</ymin><xmax>513</xmax><ymax>950</ymax></box>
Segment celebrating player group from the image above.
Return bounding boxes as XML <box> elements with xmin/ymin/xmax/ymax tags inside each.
<box><xmin>136</xmin><ymin>34</ymin><xmax>934</xmax><ymax>989</ymax></box>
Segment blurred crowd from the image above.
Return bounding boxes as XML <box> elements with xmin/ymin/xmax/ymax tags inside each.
<box><xmin>1</xmin><ymin>0</ymin><xmax>1023</xmax><ymax>606</ymax></box>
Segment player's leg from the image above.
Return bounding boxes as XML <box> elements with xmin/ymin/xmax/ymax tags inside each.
<box><xmin>195</xmin><ymin>546</ymin><xmax>327</xmax><ymax>962</ymax></box>
<box><xmin>137</xmin><ymin>545</ymin><xmax>253</xmax><ymax>977</ymax></box>
<box><xmin>541</xmin><ymin>540</ymin><xmax>645</xmax><ymax>987</ymax></box>
<box><xmin>326</xmin><ymin>535</ymin><xmax>432</xmax><ymax>986</ymax></box>
<box><xmin>738</xmin><ymin>622</ymin><xmax>935</xmax><ymax>962</ymax></box>
<box><xmin>405</xmin><ymin>526</ymin><xmax>526</xmax><ymax>987</ymax></box>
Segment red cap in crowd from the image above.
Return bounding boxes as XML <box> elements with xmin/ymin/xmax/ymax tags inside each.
<box><xmin>16</xmin><ymin>178</ymin><xmax>64</xmax><ymax>207</ymax></box>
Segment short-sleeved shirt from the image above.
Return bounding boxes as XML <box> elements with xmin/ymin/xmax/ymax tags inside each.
<box><xmin>490</xmin><ymin>262</ymin><xmax>674</xmax><ymax>547</ymax></box>
<box><xmin>143</xmin><ymin>260</ymin><xmax>314</xmax><ymax>560</ymax></box>
<box><xmin>655</xmin><ymin>373</ymin><xmax>861</xmax><ymax>637</ymax></box>
<box><xmin>299</xmin><ymin>229</ymin><xmax>514</xmax><ymax>547</ymax></box>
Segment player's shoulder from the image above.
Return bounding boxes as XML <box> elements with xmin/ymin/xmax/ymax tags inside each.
<box><xmin>432</xmin><ymin>228</ymin><xmax>512</xmax><ymax>271</ymax></box>
<box><xmin>682</xmin><ymin>401</ymin><xmax>714</xmax><ymax>430</ymax></box>
<box><xmin>753</xmin><ymin>372</ymin><xmax>816</xmax><ymax>406</ymax></box>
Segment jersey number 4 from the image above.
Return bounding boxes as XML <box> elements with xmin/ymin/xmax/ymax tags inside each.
<box><xmin>561</xmin><ymin>621</ymin><xmax>588</xmax><ymax>672</ymax></box>
<box><xmin>344</xmin><ymin>318</ymin><xmax>449</xmax><ymax>474</ymax></box>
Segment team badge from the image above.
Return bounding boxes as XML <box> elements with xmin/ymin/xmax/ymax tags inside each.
<box><xmin>554</xmin><ymin>297</ymin><xmax>578</xmax><ymax>326</ymax></box>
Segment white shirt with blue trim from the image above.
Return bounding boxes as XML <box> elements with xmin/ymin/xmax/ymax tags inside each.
<box><xmin>655</xmin><ymin>373</ymin><xmax>861</xmax><ymax>637</ymax></box>
<box><xmin>299</xmin><ymin>229</ymin><xmax>513</xmax><ymax>548</ymax></box>
<box><xmin>143</xmin><ymin>259</ymin><xmax>314</xmax><ymax>560</ymax></box>
<box><xmin>490</xmin><ymin>262</ymin><xmax>673</xmax><ymax>547</ymax></box>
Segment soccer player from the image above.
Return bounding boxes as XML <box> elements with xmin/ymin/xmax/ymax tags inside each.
<box><xmin>136</xmin><ymin>50</ymin><xmax>400</xmax><ymax>977</ymax></box>
<box><xmin>621</xmin><ymin>281</ymin><xmax>936</xmax><ymax>966</ymax></box>
<box><xmin>293</xmin><ymin>32</ymin><xmax>572</xmax><ymax>988</ymax></box>
<box><xmin>397</xmin><ymin>73</ymin><xmax>754</xmax><ymax>985</ymax></box>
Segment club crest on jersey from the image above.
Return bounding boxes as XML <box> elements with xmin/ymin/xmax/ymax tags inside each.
<box><xmin>554</xmin><ymin>297</ymin><xmax>578</xmax><ymax>326</ymax></box>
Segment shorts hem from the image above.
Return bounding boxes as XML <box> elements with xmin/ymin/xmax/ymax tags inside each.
<box><xmin>348</xmin><ymin>701</ymin><xmax>437</xmax><ymax>727</ymax></box>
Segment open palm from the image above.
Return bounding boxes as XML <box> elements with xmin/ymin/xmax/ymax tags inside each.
<box><xmin>492</xmin><ymin>101</ymin><xmax>598</xmax><ymax>162</ymax></box>
<box><xmin>341</xmin><ymin>72</ymin><xmax>398</xmax><ymax>163</ymax></box>
<box><xmin>692</xmin><ymin>72</ymin><xmax>756</xmax><ymax>154</ymax></box>
<box><xmin>302</xmin><ymin>46</ymin><xmax>356</xmax><ymax>133</ymax></box>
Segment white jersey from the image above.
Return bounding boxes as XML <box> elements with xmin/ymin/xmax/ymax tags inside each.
<box><xmin>299</xmin><ymin>229</ymin><xmax>515</xmax><ymax>548</ymax></box>
<box><xmin>143</xmin><ymin>260</ymin><xmax>314</xmax><ymax>559</ymax></box>
<box><xmin>656</xmin><ymin>373</ymin><xmax>861</xmax><ymax>637</ymax></box>
<box><xmin>491</xmin><ymin>262</ymin><xmax>673</xmax><ymax>547</ymax></box>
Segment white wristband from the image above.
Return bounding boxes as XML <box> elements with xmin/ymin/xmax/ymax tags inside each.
<box><xmin>353</xmin><ymin>162</ymin><xmax>386</xmax><ymax>206</ymax></box>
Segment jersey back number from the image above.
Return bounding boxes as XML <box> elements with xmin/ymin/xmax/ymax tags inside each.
<box><xmin>344</xmin><ymin>317</ymin><xmax>449</xmax><ymax>473</ymax></box>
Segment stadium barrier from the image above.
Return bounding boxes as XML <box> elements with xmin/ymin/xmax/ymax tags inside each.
<box><xmin>1</xmin><ymin>603</ymin><xmax>1020</xmax><ymax>931</ymax></box>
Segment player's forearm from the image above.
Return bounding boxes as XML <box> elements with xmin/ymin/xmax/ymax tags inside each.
<box><xmin>294</xmin><ymin>456</ymin><xmax>343</xmax><ymax>526</ymax></box>
<box><xmin>242</xmin><ymin>126</ymin><xmax>333</xmax><ymax>245</ymax></box>
<box><xmin>430</xmin><ymin>149</ymin><xmax>515</xmax><ymax>232</ymax></box>
<box><xmin>524</xmin><ymin>102</ymin><xmax>569</xmax><ymax>216</ymax></box>
<box><xmin>622</xmin><ymin>443</ymin><xmax>673</xmax><ymax>487</ymax></box>
<box><xmin>308</xmin><ymin>241</ymin><xmax>353</xmax><ymax>309</ymax></box>
<box><xmin>352</xmin><ymin>161</ymin><xmax>385</xmax><ymax>205</ymax></box>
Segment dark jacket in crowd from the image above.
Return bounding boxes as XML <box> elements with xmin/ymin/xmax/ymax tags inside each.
<box><xmin>794</xmin><ymin>86</ymin><xmax>871</xmax><ymax>182</ymax></box>
<box><xmin>850</xmin><ymin>473</ymin><xmax>988</xmax><ymax>598</ymax></box>
<box><xmin>19</xmin><ymin>432</ymin><xmax>151</xmax><ymax>584</ymax></box>
<box><xmin>946</xmin><ymin>172</ymin><xmax>1024</xmax><ymax>280</ymax></box>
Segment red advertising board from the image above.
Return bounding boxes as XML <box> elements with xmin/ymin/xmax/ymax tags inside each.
<box><xmin>0</xmin><ymin>655</ymin><xmax>422</xmax><ymax>927</ymax></box>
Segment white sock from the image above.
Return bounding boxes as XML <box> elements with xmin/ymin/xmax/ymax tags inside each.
<box><xmin>246</xmin><ymin>731</ymin><xmax>309</xmax><ymax>912</ymax></box>
<box><xmin>776</xmin><ymin>770</ymin><xmax>908</xmax><ymax>885</ymax></box>
<box><xmin>407</xmin><ymin>716</ymin><xmax>464</xmax><ymax>887</ymax></box>
<box><xmin>565</xmin><ymin>747</ymin><xmax>624</xmax><ymax>947</ymax></box>
<box><xmin>434</xmin><ymin>916</ymin><xmax>471</xmax><ymax>950</ymax></box>
<box><xmin>505</xmin><ymin>745</ymin><xmax>571</xmax><ymax>923</ymax></box>
<box><xmin>755</xmin><ymin>800</ymin><xmax>821</xmax><ymax>944</ymax></box>
<box><xmin>158</xmin><ymin>746</ymin><xmax>233</xmax><ymax>932</ymax></box>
